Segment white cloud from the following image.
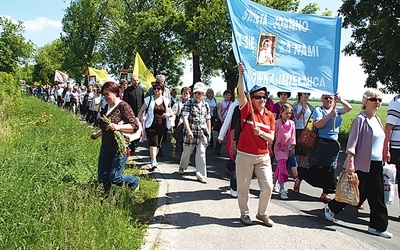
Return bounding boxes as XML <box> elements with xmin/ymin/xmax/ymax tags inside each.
<box><xmin>23</xmin><ymin>17</ymin><xmax>61</xmax><ymax>31</ymax></box>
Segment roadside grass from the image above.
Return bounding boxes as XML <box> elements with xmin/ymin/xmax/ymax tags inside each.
<box><xmin>0</xmin><ymin>96</ymin><xmax>158</xmax><ymax>249</ymax></box>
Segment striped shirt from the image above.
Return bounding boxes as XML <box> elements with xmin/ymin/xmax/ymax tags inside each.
<box><xmin>182</xmin><ymin>98</ymin><xmax>211</xmax><ymax>146</ymax></box>
<box><xmin>386</xmin><ymin>94</ymin><xmax>400</xmax><ymax>149</ymax></box>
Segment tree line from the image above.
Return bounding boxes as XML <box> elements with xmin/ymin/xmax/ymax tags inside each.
<box><xmin>1</xmin><ymin>0</ymin><xmax>398</xmax><ymax>94</ymax></box>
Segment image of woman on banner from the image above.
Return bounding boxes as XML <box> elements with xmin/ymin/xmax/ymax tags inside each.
<box><xmin>257</xmin><ymin>35</ymin><xmax>275</xmax><ymax>65</ymax></box>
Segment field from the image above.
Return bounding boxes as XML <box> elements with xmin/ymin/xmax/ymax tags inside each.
<box><xmin>0</xmin><ymin>96</ymin><xmax>158</xmax><ymax>249</ymax></box>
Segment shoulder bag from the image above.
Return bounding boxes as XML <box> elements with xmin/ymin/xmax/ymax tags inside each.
<box><xmin>298</xmin><ymin>107</ymin><xmax>318</xmax><ymax>150</ymax></box>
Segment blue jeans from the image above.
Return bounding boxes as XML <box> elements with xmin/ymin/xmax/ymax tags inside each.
<box><xmin>98</xmin><ymin>145</ymin><xmax>140</xmax><ymax>191</ymax></box>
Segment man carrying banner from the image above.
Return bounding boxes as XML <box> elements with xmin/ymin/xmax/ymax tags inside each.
<box><xmin>236</xmin><ymin>63</ymin><xmax>275</xmax><ymax>226</ymax></box>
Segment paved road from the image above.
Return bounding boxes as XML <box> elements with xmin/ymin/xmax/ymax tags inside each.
<box><xmin>133</xmin><ymin>135</ymin><xmax>399</xmax><ymax>250</ymax></box>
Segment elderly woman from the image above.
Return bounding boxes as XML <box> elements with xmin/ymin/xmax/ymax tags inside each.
<box><xmin>324</xmin><ymin>89</ymin><xmax>392</xmax><ymax>238</ymax></box>
<box><xmin>296</xmin><ymin>93</ymin><xmax>352</xmax><ymax>203</ymax></box>
<box><xmin>138</xmin><ymin>80</ymin><xmax>174</xmax><ymax>169</ymax></box>
<box><xmin>91</xmin><ymin>81</ymin><xmax>140</xmax><ymax>192</ymax></box>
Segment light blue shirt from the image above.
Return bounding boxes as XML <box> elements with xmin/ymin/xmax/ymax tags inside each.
<box><xmin>313</xmin><ymin>106</ymin><xmax>343</xmax><ymax>140</ymax></box>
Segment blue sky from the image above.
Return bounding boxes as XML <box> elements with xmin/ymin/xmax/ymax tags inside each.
<box><xmin>1</xmin><ymin>0</ymin><xmax>389</xmax><ymax>101</ymax></box>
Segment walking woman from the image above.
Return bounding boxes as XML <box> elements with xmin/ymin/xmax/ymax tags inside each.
<box><xmin>236</xmin><ymin>63</ymin><xmax>275</xmax><ymax>227</ymax></box>
<box><xmin>324</xmin><ymin>88</ymin><xmax>392</xmax><ymax>238</ymax></box>
<box><xmin>91</xmin><ymin>81</ymin><xmax>140</xmax><ymax>192</ymax></box>
<box><xmin>138</xmin><ymin>80</ymin><xmax>174</xmax><ymax>169</ymax></box>
<box><xmin>296</xmin><ymin>93</ymin><xmax>352</xmax><ymax>203</ymax></box>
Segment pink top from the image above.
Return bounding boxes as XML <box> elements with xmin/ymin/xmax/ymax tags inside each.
<box><xmin>274</xmin><ymin>118</ymin><xmax>296</xmax><ymax>160</ymax></box>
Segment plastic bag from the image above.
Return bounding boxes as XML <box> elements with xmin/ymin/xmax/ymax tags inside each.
<box><xmin>383</xmin><ymin>163</ymin><xmax>397</xmax><ymax>205</ymax></box>
<box><xmin>335</xmin><ymin>171</ymin><xmax>360</xmax><ymax>206</ymax></box>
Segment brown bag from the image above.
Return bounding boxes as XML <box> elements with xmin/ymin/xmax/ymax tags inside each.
<box><xmin>335</xmin><ymin>171</ymin><xmax>360</xmax><ymax>206</ymax></box>
<box><xmin>298</xmin><ymin>128</ymin><xmax>318</xmax><ymax>150</ymax></box>
<box><xmin>298</xmin><ymin>110</ymin><xmax>318</xmax><ymax>150</ymax></box>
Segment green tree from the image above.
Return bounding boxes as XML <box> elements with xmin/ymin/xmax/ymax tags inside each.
<box><xmin>102</xmin><ymin>0</ymin><xmax>185</xmax><ymax>86</ymax></box>
<box><xmin>339</xmin><ymin>0</ymin><xmax>400</xmax><ymax>93</ymax></box>
<box><xmin>0</xmin><ymin>16</ymin><xmax>34</xmax><ymax>73</ymax></box>
<box><xmin>33</xmin><ymin>39</ymin><xmax>66</xmax><ymax>84</ymax></box>
<box><xmin>61</xmin><ymin>0</ymin><xmax>109</xmax><ymax>81</ymax></box>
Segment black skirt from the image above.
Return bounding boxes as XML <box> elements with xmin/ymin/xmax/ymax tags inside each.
<box><xmin>298</xmin><ymin>138</ymin><xmax>340</xmax><ymax>193</ymax></box>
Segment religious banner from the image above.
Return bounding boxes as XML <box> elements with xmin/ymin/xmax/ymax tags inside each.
<box><xmin>226</xmin><ymin>0</ymin><xmax>342</xmax><ymax>95</ymax></box>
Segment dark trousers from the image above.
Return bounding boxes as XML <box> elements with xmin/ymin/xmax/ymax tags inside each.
<box><xmin>329</xmin><ymin>161</ymin><xmax>388</xmax><ymax>232</ymax></box>
<box><xmin>389</xmin><ymin>148</ymin><xmax>400</xmax><ymax>198</ymax></box>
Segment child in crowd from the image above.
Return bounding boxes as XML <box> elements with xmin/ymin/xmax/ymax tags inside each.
<box><xmin>272</xmin><ymin>103</ymin><xmax>297</xmax><ymax>199</ymax></box>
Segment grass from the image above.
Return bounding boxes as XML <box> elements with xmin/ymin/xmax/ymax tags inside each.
<box><xmin>0</xmin><ymin>95</ymin><xmax>158</xmax><ymax>249</ymax></box>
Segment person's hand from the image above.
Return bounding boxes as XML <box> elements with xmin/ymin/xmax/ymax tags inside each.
<box><xmin>254</xmin><ymin>126</ymin><xmax>262</xmax><ymax>136</ymax></box>
<box><xmin>334</xmin><ymin>93</ymin><xmax>342</xmax><ymax>102</ymax></box>
<box><xmin>238</xmin><ymin>63</ymin><xmax>245</xmax><ymax>73</ymax></box>
<box><xmin>329</xmin><ymin>108</ymin><xmax>338</xmax><ymax>118</ymax></box>
<box><xmin>229</xmin><ymin>142</ymin><xmax>237</xmax><ymax>155</ymax></box>
<box><xmin>90</xmin><ymin>133</ymin><xmax>98</xmax><ymax>140</ymax></box>
<box><xmin>188</xmin><ymin>130</ymin><xmax>194</xmax><ymax>140</ymax></box>
<box><xmin>106</xmin><ymin>123</ymin><xmax>118</xmax><ymax>131</ymax></box>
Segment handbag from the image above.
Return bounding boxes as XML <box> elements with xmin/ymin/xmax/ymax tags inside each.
<box><xmin>335</xmin><ymin>171</ymin><xmax>360</xmax><ymax>206</ymax></box>
<box><xmin>140</xmin><ymin>97</ymin><xmax>151</xmax><ymax>142</ymax></box>
<box><xmin>123</xmin><ymin>117</ymin><xmax>143</xmax><ymax>142</ymax></box>
<box><xmin>383</xmin><ymin>163</ymin><xmax>397</xmax><ymax>205</ymax></box>
<box><xmin>298</xmin><ymin>109</ymin><xmax>318</xmax><ymax>150</ymax></box>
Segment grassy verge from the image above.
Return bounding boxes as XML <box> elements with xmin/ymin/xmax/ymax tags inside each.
<box><xmin>0</xmin><ymin>95</ymin><xmax>158</xmax><ymax>249</ymax></box>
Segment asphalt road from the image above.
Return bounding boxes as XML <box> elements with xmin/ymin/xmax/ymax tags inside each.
<box><xmin>134</xmin><ymin>134</ymin><xmax>399</xmax><ymax>250</ymax></box>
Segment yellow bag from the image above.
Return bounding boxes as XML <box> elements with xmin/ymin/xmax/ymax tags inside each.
<box><xmin>335</xmin><ymin>171</ymin><xmax>360</xmax><ymax>206</ymax></box>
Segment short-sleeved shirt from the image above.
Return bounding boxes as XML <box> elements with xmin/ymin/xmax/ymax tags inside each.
<box><xmin>386</xmin><ymin>94</ymin><xmax>400</xmax><ymax>149</ymax></box>
<box><xmin>313</xmin><ymin>106</ymin><xmax>343</xmax><ymax>140</ymax></box>
<box><xmin>237</xmin><ymin>102</ymin><xmax>275</xmax><ymax>155</ymax></box>
<box><xmin>182</xmin><ymin>98</ymin><xmax>211</xmax><ymax>146</ymax></box>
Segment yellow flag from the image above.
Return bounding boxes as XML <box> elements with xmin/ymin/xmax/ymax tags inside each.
<box><xmin>88</xmin><ymin>67</ymin><xmax>108</xmax><ymax>84</ymax></box>
<box><xmin>133</xmin><ymin>52</ymin><xmax>155</xmax><ymax>90</ymax></box>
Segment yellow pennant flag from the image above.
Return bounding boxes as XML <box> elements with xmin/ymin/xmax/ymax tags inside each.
<box><xmin>133</xmin><ymin>52</ymin><xmax>155</xmax><ymax>90</ymax></box>
<box><xmin>88</xmin><ymin>67</ymin><xmax>109</xmax><ymax>84</ymax></box>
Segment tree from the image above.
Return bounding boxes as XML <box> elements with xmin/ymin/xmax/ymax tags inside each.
<box><xmin>33</xmin><ymin>39</ymin><xmax>66</xmax><ymax>84</ymax></box>
<box><xmin>0</xmin><ymin>16</ymin><xmax>34</xmax><ymax>73</ymax></box>
<box><xmin>339</xmin><ymin>0</ymin><xmax>400</xmax><ymax>93</ymax></box>
<box><xmin>61</xmin><ymin>0</ymin><xmax>109</xmax><ymax>81</ymax></box>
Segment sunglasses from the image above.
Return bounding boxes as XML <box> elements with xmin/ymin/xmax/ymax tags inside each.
<box><xmin>368</xmin><ymin>97</ymin><xmax>382</xmax><ymax>103</ymax></box>
<box><xmin>154</xmin><ymin>88</ymin><xmax>162</xmax><ymax>91</ymax></box>
<box><xmin>194</xmin><ymin>92</ymin><xmax>203</xmax><ymax>95</ymax></box>
<box><xmin>252</xmin><ymin>95</ymin><xmax>268</xmax><ymax>100</ymax></box>
<box><xmin>323</xmin><ymin>96</ymin><xmax>333</xmax><ymax>100</ymax></box>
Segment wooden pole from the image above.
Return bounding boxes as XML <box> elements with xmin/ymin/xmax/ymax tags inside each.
<box><xmin>246</xmin><ymin>92</ymin><xmax>257</xmax><ymax>128</ymax></box>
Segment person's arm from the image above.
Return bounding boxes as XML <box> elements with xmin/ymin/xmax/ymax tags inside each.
<box><xmin>237</xmin><ymin>63</ymin><xmax>247</xmax><ymax>108</ymax></box>
<box><xmin>182</xmin><ymin>115</ymin><xmax>193</xmax><ymax>140</ymax></box>
<box><xmin>335</xmin><ymin>94</ymin><xmax>352</xmax><ymax>114</ymax></box>
<box><xmin>383</xmin><ymin>123</ymin><xmax>395</xmax><ymax>163</ymax></box>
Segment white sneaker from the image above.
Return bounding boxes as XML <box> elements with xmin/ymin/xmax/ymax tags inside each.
<box><xmin>230</xmin><ymin>188</ymin><xmax>238</xmax><ymax>198</ymax></box>
<box><xmin>150</xmin><ymin>161</ymin><xmax>158</xmax><ymax>168</ymax></box>
<box><xmin>273</xmin><ymin>186</ymin><xmax>279</xmax><ymax>193</ymax></box>
<box><xmin>324</xmin><ymin>204</ymin><xmax>336</xmax><ymax>222</ymax></box>
<box><xmin>368</xmin><ymin>227</ymin><xmax>393</xmax><ymax>238</ymax></box>
<box><xmin>280</xmin><ymin>190</ymin><xmax>288</xmax><ymax>200</ymax></box>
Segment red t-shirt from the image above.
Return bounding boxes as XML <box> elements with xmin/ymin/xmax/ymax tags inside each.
<box><xmin>237</xmin><ymin>102</ymin><xmax>275</xmax><ymax>155</ymax></box>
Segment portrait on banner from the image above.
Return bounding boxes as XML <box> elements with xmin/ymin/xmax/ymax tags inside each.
<box><xmin>257</xmin><ymin>33</ymin><xmax>276</xmax><ymax>66</ymax></box>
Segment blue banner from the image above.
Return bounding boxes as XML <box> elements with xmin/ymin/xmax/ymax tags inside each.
<box><xmin>226</xmin><ymin>0</ymin><xmax>341</xmax><ymax>96</ymax></box>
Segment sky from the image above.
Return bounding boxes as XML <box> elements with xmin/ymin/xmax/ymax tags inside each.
<box><xmin>0</xmin><ymin>0</ymin><xmax>393</xmax><ymax>102</ymax></box>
